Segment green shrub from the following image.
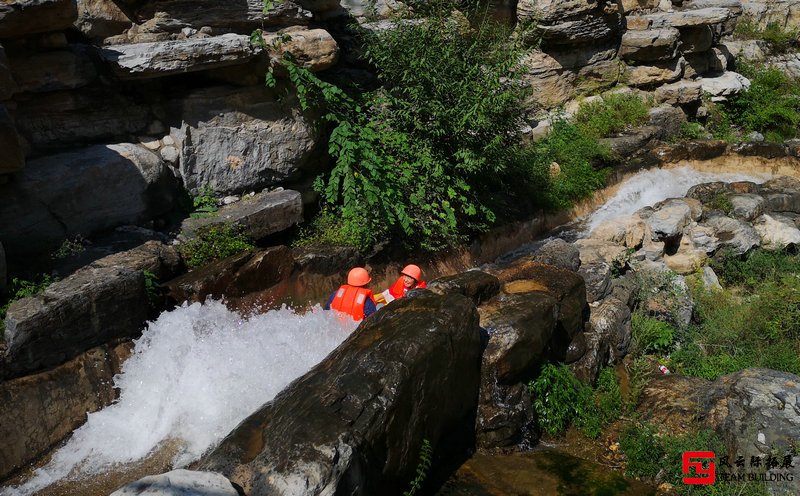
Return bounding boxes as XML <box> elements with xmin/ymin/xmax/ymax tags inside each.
<box><xmin>530</xmin><ymin>120</ymin><xmax>611</xmax><ymax>210</ymax></box>
<box><xmin>619</xmin><ymin>422</ymin><xmax>664</xmax><ymax>478</ymax></box>
<box><xmin>177</xmin><ymin>223</ymin><xmax>254</xmax><ymax>269</ymax></box>
<box><xmin>292</xmin><ymin>207</ymin><xmax>380</xmax><ymax>252</ymax></box>
<box><xmin>631</xmin><ymin>311</ymin><xmax>675</xmax><ymax>356</ymax></box>
<box><xmin>734</xmin><ymin>16</ymin><xmax>799</xmax><ymax>53</ymax></box>
<box><xmin>190</xmin><ymin>186</ymin><xmax>219</xmax><ymax>219</ymax></box>
<box><xmin>143</xmin><ymin>270</ymin><xmax>161</xmax><ymax>308</ymax></box>
<box><xmin>670</xmin><ymin>250</ymin><xmax>800</xmax><ymax>379</ymax></box>
<box><xmin>574</xmin><ymin>92</ymin><xmax>651</xmax><ymax>138</ymax></box>
<box><xmin>707</xmin><ymin>192</ymin><xmax>733</xmax><ymax>215</ymax></box>
<box><xmin>672</xmin><ymin>121</ymin><xmax>708</xmax><ymax>142</ymax></box>
<box><xmin>721</xmin><ymin>63</ymin><xmax>800</xmax><ymax>142</ymax></box>
<box><xmin>258</xmin><ymin>1</ymin><xmax>610</xmax><ymax>252</ymax></box>
<box><xmin>1</xmin><ymin>275</ymin><xmax>57</xmax><ymax>337</ymax></box>
<box><xmin>530</xmin><ymin>364</ymin><xmax>622</xmax><ymax>438</ymax></box>
<box><xmin>52</xmin><ymin>236</ymin><xmax>86</xmax><ymax>259</ymax></box>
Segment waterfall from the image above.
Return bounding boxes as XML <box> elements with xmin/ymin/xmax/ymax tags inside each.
<box><xmin>586</xmin><ymin>165</ymin><xmax>771</xmax><ymax>232</ymax></box>
<box><xmin>2</xmin><ymin>300</ymin><xmax>355</xmax><ymax>496</ymax></box>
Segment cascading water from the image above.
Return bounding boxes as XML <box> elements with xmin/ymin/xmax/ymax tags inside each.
<box><xmin>2</xmin><ymin>300</ymin><xmax>355</xmax><ymax>496</ymax></box>
<box><xmin>585</xmin><ymin>165</ymin><xmax>772</xmax><ymax>232</ymax></box>
<box><xmin>496</xmin><ymin>165</ymin><xmax>773</xmax><ymax>264</ymax></box>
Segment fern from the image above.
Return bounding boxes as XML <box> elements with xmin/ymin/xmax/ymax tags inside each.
<box><xmin>403</xmin><ymin>439</ymin><xmax>433</xmax><ymax>496</ymax></box>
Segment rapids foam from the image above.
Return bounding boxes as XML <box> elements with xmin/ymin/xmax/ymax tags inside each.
<box><xmin>3</xmin><ymin>300</ymin><xmax>355</xmax><ymax>496</ymax></box>
<box><xmin>586</xmin><ymin>165</ymin><xmax>771</xmax><ymax>232</ymax></box>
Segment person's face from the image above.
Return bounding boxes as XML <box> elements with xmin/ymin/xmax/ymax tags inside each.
<box><xmin>402</xmin><ymin>275</ymin><xmax>416</xmax><ymax>288</ymax></box>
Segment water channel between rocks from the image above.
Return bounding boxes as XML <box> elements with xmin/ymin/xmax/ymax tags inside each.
<box><xmin>0</xmin><ymin>164</ymin><xmax>778</xmax><ymax>496</ymax></box>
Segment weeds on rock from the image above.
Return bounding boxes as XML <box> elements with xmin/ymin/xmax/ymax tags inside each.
<box><xmin>734</xmin><ymin>16</ymin><xmax>799</xmax><ymax>54</ymax></box>
<box><xmin>0</xmin><ymin>274</ymin><xmax>57</xmax><ymax>338</ymax></box>
<box><xmin>190</xmin><ymin>186</ymin><xmax>219</xmax><ymax>219</ymax></box>
<box><xmin>51</xmin><ymin>236</ymin><xmax>86</xmax><ymax>259</ymax></box>
<box><xmin>574</xmin><ymin>92</ymin><xmax>652</xmax><ymax>138</ymax></box>
<box><xmin>177</xmin><ymin>223</ymin><xmax>254</xmax><ymax>269</ymax></box>
<box><xmin>631</xmin><ymin>311</ymin><xmax>675</xmax><ymax>356</ymax></box>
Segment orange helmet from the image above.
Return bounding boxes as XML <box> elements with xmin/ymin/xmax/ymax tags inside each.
<box><xmin>347</xmin><ymin>267</ymin><xmax>371</xmax><ymax>286</ymax></box>
<box><xmin>400</xmin><ymin>264</ymin><xmax>422</xmax><ymax>282</ymax></box>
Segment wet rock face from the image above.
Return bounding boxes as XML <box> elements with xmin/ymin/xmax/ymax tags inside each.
<box><xmin>166</xmin><ymin>246</ymin><xmax>294</xmax><ymax>303</ymax></box>
<box><xmin>427</xmin><ymin>270</ymin><xmax>501</xmax><ymax>305</ymax></box>
<box><xmin>531</xmin><ymin>238</ymin><xmax>581</xmax><ymax>272</ymax></box>
<box><xmin>0</xmin><ymin>342</ymin><xmax>131</xmax><ymax>480</ymax></box>
<box><xmin>199</xmin><ymin>291</ymin><xmax>481</xmax><ymax>495</ymax></box>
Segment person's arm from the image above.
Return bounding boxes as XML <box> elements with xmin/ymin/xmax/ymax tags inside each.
<box><xmin>323</xmin><ymin>291</ymin><xmax>336</xmax><ymax>310</ymax></box>
<box><xmin>363</xmin><ymin>298</ymin><xmax>377</xmax><ymax>317</ymax></box>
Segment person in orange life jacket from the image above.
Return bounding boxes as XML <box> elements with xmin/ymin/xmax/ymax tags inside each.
<box><xmin>375</xmin><ymin>264</ymin><xmax>427</xmax><ymax>305</ymax></box>
<box><xmin>323</xmin><ymin>267</ymin><xmax>377</xmax><ymax>321</ymax></box>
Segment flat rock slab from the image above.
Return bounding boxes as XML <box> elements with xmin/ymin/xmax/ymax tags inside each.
<box><xmin>0</xmin><ymin>0</ymin><xmax>77</xmax><ymax>38</ymax></box>
<box><xmin>110</xmin><ymin>469</ymin><xmax>239</xmax><ymax>496</ymax></box>
<box><xmin>626</xmin><ymin>7</ymin><xmax>733</xmax><ymax>30</ymax></box>
<box><xmin>99</xmin><ymin>34</ymin><xmax>257</xmax><ymax>78</ymax></box>
<box><xmin>180</xmin><ymin>189</ymin><xmax>303</xmax><ymax>241</ymax></box>
<box><xmin>3</xmin><ymin>265</ymin><xmax>147</xmax><ymax>378</ymax></box>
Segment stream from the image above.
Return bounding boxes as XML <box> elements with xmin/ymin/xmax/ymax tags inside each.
<box><xmin>0</xmin><ymin>165</ymin><xmax>775</xmax><ymax>495</ymax></box>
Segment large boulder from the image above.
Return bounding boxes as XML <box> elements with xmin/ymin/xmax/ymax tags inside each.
<box><xmin>0</xmin><ymin>342</ymin><xmax>131</xmax><ymax>480</ymax></box>
<box><xmin>647</xmin><ymin>198</ymin><xmax>698</xmax><ymax>240</ymax></box>
<box><xmin>0</xmin><ymin>0</ymin><xmax>78</xmax><ymax>38</ymax></box>
<box><xmin>759</xmin><ymin>176</ymin><xmax>800</xmax><ymax>213</ymax></box>
<box><xmin>704</xmin><ymin>214</ymin><xmax>761</xmax><ymax>255</ymax></box>
<box><xmin>8</xmin><ymin>47</ymin><xmax>97</xmax><ymax>92</ymax></box>
<box><xmin>625</xmin><ymin>57</ymin><xmax>685</xmax><ymax>87</ymax></box>
<box><xmin>179</xmin><ymin>189</ymin><xmax>303</xmax><ymax>241</ymax></box>
<box><xmin>654</xmin><ymin>80</ymin><xmax>703</xmax><ymax>105</ymax></box>
<box><xmin>179</xmin><ymin>118</ymin><xmax>316</xmax><ymax>195</ymax></box>
<box><xmin>625</xmin><ymin>8</ymin><xmax>734</xmax><ymax>30</ymax></box>
<box><xmin>531</xmin><ymin>238</ymin><xmax>581</xmax><ymax>272</ymax></box>
<box><xmin>171</xmin><ymin>86</ymin><xmax>319</xmax><ymax>196</ymax></box>
<box><xmin>641</xmin><ymin>368</ymin><xmax>800</xmax><ymax>496</ymax></box>
<box><xmin>476</xmin><ymin>292</ymin><xmax>557</xmax><ymax>447</ymax></box>
<box><xmin>740</xmin><ymin>0</ymin><xmax>800</xmax><ymax>29</ymax></box>
<box><xmin>110</xmin><ymin>470</ymin><xmax>239</xmax><ymax>496</ymax></box>
<box><xmin>135</xmin><ymin>0</ymin><xmax>313</xmax><ymax>32</ymax></box>
<box><xmin>199</xmin><ymin>291</ymin><xmax>482</xmax><ymax>495</ymax></box>
<box><xmin>752</xmin><ymin>213</ymin><xmax>800</xmax><ymax>249</ymax></box>
<box><xmin>728</xmin><ymin>193</ymin><xmax>765</xmax><ymax>221</ymax></box>
<box><xmin>0</xmin><ymin>143</ymin><xmax>174</xmax><ymax>256</ymax></box>
<box><xmin>699</xmin><ymin>71</ymin><xmax>751</xmax><ymax>100</ymax></box>
<box><xmin>588</xmin><ymin>294</ymin><xmax>632</xmax><ymax>362</ymax></box>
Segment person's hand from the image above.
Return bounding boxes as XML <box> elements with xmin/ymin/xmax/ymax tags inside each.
<box><xmin>374</xmin><ymin>293</ymin><xmax>387</xmax><ymax>305</ymax></box>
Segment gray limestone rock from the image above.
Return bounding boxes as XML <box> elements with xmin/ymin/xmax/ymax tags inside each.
<box><xmin>180</xmin><ymin>189</ymin><xmax>303</xmax><ymax>242</ymax></box>
<box><xmin>99</xmin><ymin>34</ymin><xmax>257</xmax><ymax>78</ymax></box>
<box><xmin>619</xmin><ymin>28</ymin><xmax>680</xmax><ymax>62</ymax></box>
<box><xmin>110</xmin><ymin>469</ymin><xmax>240</xmax><ymax>496</ymax></box>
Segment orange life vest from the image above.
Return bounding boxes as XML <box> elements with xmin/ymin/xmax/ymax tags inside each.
<box><xmin>388</xmin><ymin>277</ymin><xmax>427</xmax><ymax>300</ymax></box>
<box><xmin>330</xmin><ymin>285</ymin><xmax>374</xmax><ymax>321</ymax></box>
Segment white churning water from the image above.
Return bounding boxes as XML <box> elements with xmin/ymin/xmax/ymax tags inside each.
<box><xmin>586</xmin><ymin>165</ymin><xmax>772</xmax><ymax>232</ymax></box>
<box><xmin>2</xmin><ymin>300</ymin><xmax>355</xmax><ymax>496</ymax></box>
